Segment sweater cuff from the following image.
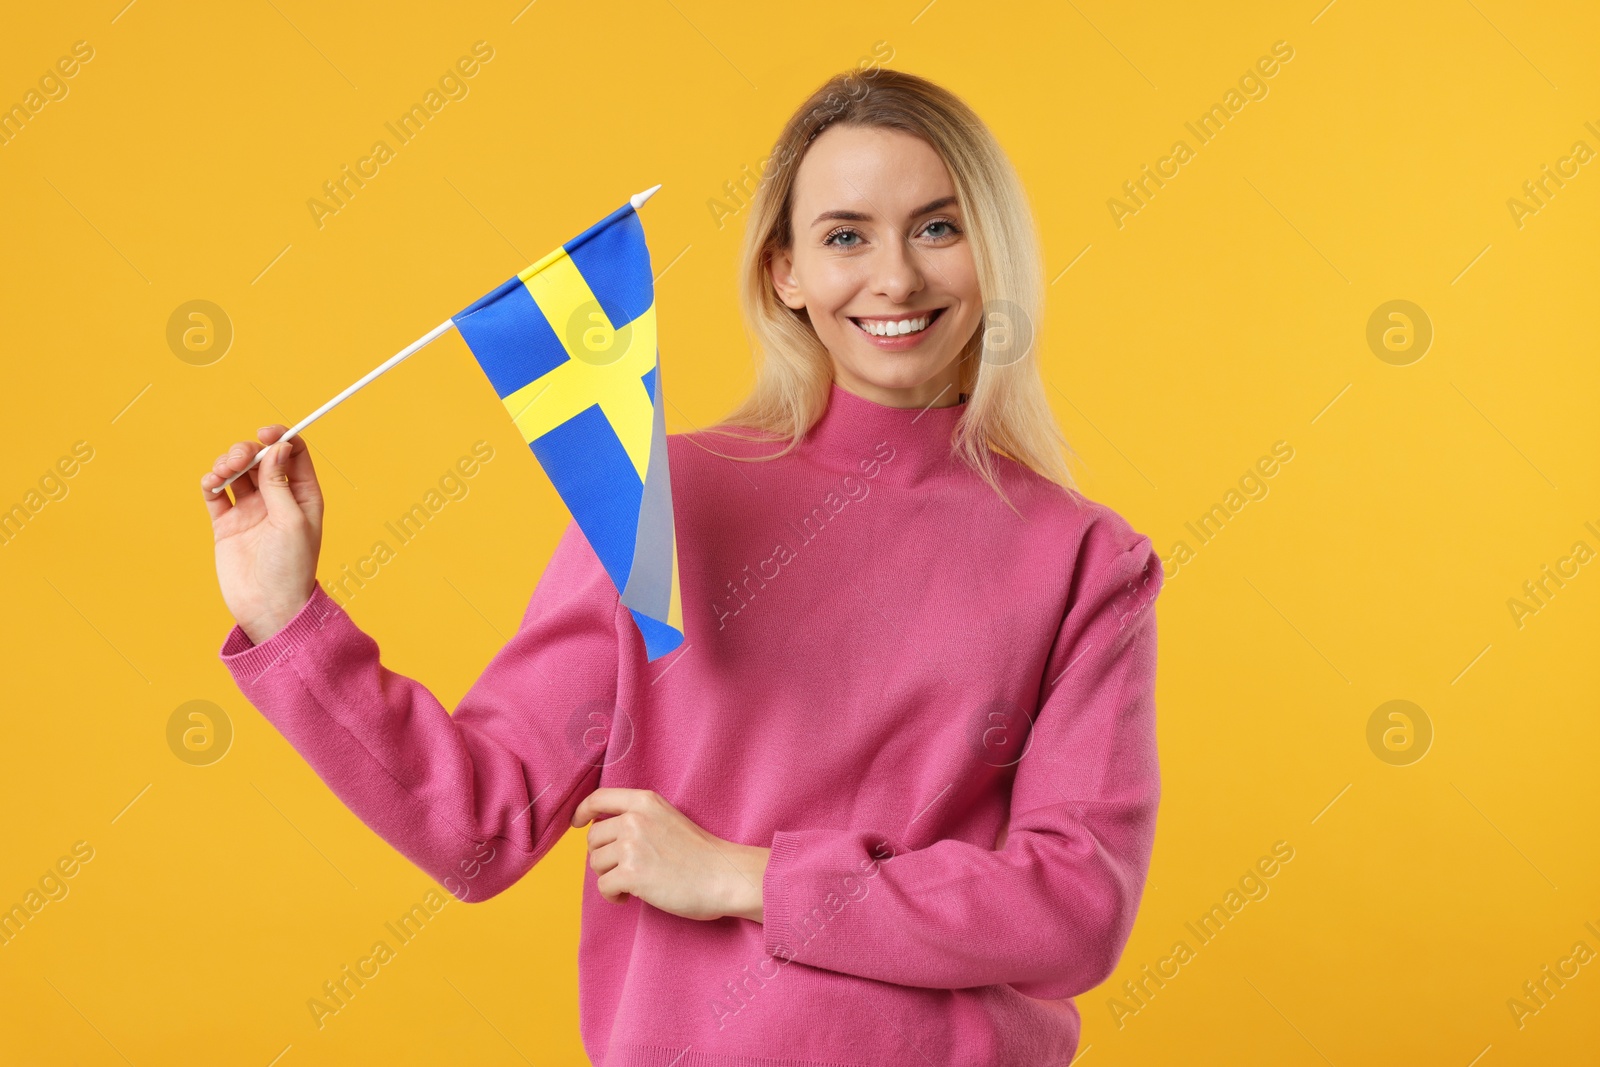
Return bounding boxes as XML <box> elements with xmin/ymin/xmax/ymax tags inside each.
<box><xmin>760</xmin><ymin>830</ymin><xmax>804</xmax><ymax>962</ymax></box>
<box><xmin>218</xmin><ymin>585</ymin><xmax>343</xmax><ymax>686</ymax></box>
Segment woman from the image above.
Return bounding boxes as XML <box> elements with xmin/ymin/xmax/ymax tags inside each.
<box><xmin>201</xmin><ymin>68</ymin><xmax>1164</xmax><ymax>1066</ymax></box>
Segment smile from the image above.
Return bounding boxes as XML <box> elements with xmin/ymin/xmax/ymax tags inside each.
<box><xmin>850</xmin><ymin>307</ymin><xmax>946</xmax><ymax>338</ymax></box>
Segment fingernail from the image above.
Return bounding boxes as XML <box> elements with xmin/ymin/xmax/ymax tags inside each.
<box><xmin>258</xmin><ymin>426</ymin><xmax>274</xmax><ymax>437</ymax></box>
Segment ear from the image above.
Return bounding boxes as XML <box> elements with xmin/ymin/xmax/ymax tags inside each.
<box><xmin>768</xmin><ymin>249</ymin><xmax>806</xmax><ymax>310</ymax></box>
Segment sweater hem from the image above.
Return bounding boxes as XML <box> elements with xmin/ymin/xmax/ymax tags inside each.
<box><xmin>606</xmin><ymin>1044</ymin><xmax>868</xmax><ymax>1067</ymax></box>
<box><xmin>760</xmin><ymin>830</ymin><xmax>804</xmax><ymax>963</ymax></box>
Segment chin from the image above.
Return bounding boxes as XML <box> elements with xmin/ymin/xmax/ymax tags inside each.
<box><xmin>838</xmin><ymin>354</ymin><xmax>961</xmax><ymax>394</ymax></box>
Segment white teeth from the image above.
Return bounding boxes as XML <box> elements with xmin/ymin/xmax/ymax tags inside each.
<box><xmin>854</xmin><ymin>313</ymin><xmax>933</xmax><ymax>337</ymax></box>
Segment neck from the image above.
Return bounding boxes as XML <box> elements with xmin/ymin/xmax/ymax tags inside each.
<box><xmin>802</xmin><ymin>380</ymin><xmax>969</xmax><ymax>486</ymax></box>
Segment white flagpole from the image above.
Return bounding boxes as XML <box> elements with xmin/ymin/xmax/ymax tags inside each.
<box><xmin>212</xmin><ymin>184</ymin><xmax>662</xmax><ymax>495</ymax></box>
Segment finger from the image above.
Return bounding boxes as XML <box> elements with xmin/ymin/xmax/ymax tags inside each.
<box><xmin>276</xmin><ymin>433</ymin><xmax>321</xmax><ymax>501</ymax></box>
<box><xmin>219</xmin><ymin>441</ymin><xmax>265</xmax><ymax>505</ymax></box>
<box><xmin>595</xmin><ymin>869</ymin><xmax>632</xmax><ymax>905</ymax></box>
<box><xmin>214</xmin><ymin>447</ymin><xmax>251</xmax><ymax>479</ymax></box>
<box><xmin>588</xmin><ymin>842</ymin><xmax>620</xmax><ymax>875</ymax></box>
<box><xmin>572</xmin><ymin>787</ymin><xmax>651</xmax><ymax>827</ymax></box>
<box><xmin>204</xmin><ymin>442</ymin><xmax>261</xmax><ymax>504</ymax></box>
<box><xmin>201</xmin><ymin>468</ymin><xmax>234</xmax><ymax>520</ymax></box>
<box><xmin>586</xmin><ymin>817</ymin><xmax>623</xmax><ymax>851</ymax></box>
<box><xmin>254</xmin><ymin>438</ymin><xmax>300</xmax><ymax>517</ymax></box>
<box><xmin>224</xmin><ymin>440</ymin><xmax>263</xmax><ymax>472</ymax></box>
<box><xmin>257</xmin><ymin>423</ymin><xmax>289</xmax><ymax>445</ymax></box>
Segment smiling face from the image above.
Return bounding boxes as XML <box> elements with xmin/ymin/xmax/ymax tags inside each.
<box><xmin>768</xmin><ymin>124</ymin><xmax>983</xmax><ymax>409</ymax></box>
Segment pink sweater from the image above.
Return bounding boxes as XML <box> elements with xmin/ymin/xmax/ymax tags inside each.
<box><xmin>219</xmin><ymin>381</ymin><xmax>1165</xmax><ymax>1066</ymax></box>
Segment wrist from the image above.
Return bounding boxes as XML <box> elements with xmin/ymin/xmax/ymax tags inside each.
<box><xmin>241</xmin><ymin>615</ymin><xmax>292</xmax><ymax>646</ymax></box>
<box><xmin>240</xmin><ymin>588</ymin><xmax>317</xmax><ymax>645</ymax></box>
<box><xmin>722</xmin><ymin>845</ymin><xmax>771</xmax><ymax>923</ymax></box>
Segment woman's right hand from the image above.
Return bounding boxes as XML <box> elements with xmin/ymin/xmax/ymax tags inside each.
<box><xmin>201</xmin><ymin>424</ymin><xmax>325</xmax><ymax>646</ymax></box>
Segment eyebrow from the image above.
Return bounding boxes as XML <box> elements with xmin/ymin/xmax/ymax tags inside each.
<box><xmin>809</xmin><ymin>195</ymin><xmax>959</xmax><ymax>228</ymax></box>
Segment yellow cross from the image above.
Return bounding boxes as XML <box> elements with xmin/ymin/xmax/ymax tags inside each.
<box><xmin>500</xmin><ymin>252</ymin><xmax>658</xmax><ymax>479</ymax></box>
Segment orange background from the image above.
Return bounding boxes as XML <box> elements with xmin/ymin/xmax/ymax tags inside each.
<box><xmin>1</xmin><ymin>1</ymin><xmax>1596</xmax><ymax>1064</ymax></box>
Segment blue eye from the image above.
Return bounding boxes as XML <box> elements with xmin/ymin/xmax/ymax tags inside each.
<box><xmin>823</xmin><ymin>219</ymin><xmax>961</xmax><ymax>247</ymax></box>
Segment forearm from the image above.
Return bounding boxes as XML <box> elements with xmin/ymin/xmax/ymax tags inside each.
<box><xmin>758</xmin><ymin>794</ymin><xmax>1155</xmax><ymax>996</ymax></box>
<box><xmin>220</xmin><ymin>584</ymin><xmax>612</xmax><ymax>901</ymax></box>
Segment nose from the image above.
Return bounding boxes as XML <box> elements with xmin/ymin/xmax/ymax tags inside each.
<box><xmin>869</xmin><ymin>229</ymin><xmax>927</xmax><ymax>305</ymax></box>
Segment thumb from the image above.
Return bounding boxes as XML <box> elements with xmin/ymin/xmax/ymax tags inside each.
<box><xmin>255</xmin><ymin>439</ymin><xmax>300</xmax><ymax>517</ymax></box>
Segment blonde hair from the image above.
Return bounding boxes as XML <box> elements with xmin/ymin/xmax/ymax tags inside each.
<box><xmin>700</xmin><ymin>68</ymin><xmax>1079</xmax><ymax>512</ymax></box>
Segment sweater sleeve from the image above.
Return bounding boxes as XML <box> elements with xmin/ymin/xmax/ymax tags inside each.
<box><xmin>760</xmin><ymin>519</ymin><xmax>1164</xmax><ymax>999</ymax></box>
<box><xmin>217</xmin><ymin>518</ymin><xmax>622</xmax><ymax>903</ymax></box>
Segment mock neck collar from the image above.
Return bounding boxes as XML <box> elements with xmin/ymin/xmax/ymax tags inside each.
<box><xmin>801</xmin><ymin>381</ymin><xmax>969</xmax><ymax>484</ymax></box>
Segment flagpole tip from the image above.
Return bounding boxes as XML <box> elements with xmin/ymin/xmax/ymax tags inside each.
<box><xmin>631</xmin><ymin>184</ymin><xmax>663</xmax><ymax>210</ymax></box>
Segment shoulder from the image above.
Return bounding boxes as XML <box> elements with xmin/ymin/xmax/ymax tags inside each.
<box><xmin>1066</xmin><ymin>487</ymin><xmax>1156</xmax><ymax>563</ymax></box>
<box><xmin>986</xmin><ymin>453</ymin><xmax>1163</xmax><ymax>604</ymax></box>
<box><xmin>987</xmin><ymin>451</ymin><xmax>1154</xmax><ymax>552</ymax></box>
<box><xmin>1061</xmin><ymin>488</ymin><xmax>1164</xmax><ymax>621</ymax></box>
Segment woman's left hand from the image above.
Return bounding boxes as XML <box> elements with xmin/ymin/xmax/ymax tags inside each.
<box><xmin>572</xmin><ymin>788</ymin><xmax>770</xmax><ymax>923</ymax></box>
